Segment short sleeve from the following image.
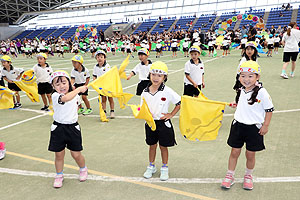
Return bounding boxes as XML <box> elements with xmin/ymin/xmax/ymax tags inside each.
<box><xmin>132</xmin><ymin>64</ymin><xmax>139</xmax><ymax>75</ymax></box>
<box><xmin>93</xmin><ymin>65</ymin><xmax>98</xmax><ymax>77</ymax></box>
<box><xmin>70</xmin><ymin>69</ymin><xmax>76</xmax><ymax>78</ymax></box>
<box><xmin>167</xmin><ymin>87</ymin><xmax>181</xmax><ymax>106</ymax></box>
<box><xmin>184</xmin><ymin>61</ymin><xmax>191</xmax><ymax>74</ymax></box>
<box><xmin>260</xmin><ymin>88</ymin><xmax>274</xmax><ymax>112</ymax></box>
<box><xmin>16</xmin><ymin>68</ymin><xmax>24</xmax><ymax>76</ymax></box>
<box><xmin>52</xmin><ymin>92</ymin><xmax>64</xmax><ymax>106</ymax></box>
<box><xmin>86</xmin><ymin>69</ymin><xmax>90</xmax><ymax>79</ymax></box>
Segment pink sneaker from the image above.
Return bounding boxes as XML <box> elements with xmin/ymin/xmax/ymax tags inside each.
<box><xmin>243</xmin><ymin>175</ymin><xmax>253</xmax><ymax>190</ymax></box>
<box><xmin>79</xmin><ymin>167</ymin><xmax>88</xmax><ymax>182</ymax></box>
<box><xmin>53</xmin><ymin>174</ymin><xmax>64</xmax><ymax>188</ymax></box>
<box><xmin>221</xmin><ymin>173</ymin><xmax>235</xmax><ymax>189</ymax></box>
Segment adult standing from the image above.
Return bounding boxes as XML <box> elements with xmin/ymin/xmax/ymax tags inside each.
<box><xmin>280</xmin><ymin>22</ymin><xmax>300</xmax><ymax>79</ymax></box>
<box><xmin>248</xmin><ymin>25</ymin><xmax>257</xmax><ymax>41</ymax></box>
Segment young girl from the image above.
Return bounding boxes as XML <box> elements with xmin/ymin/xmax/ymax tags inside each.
<box><xmin>208</xmin><ymin>38</ymin><xmax>214</xmax><ymax>57</ymax></box>
<box><xmin>182</xmin><ymin>38</ymin><xmax>190</xmax><ymax>57</ymax></box>
<box><xmin>93</xmin><ymin>50</ymin><xmax>115</xmax><ymax>118</ymax></box>
<box><xmin>274</xmin><ymin>34</ymin><xmax>280</xmax><ymax>54</ymax></box>
<box><xmin>33</xmin><ymin>53</ymin><xmax>53</xmax><ymax>111</ymax></box>
<box><xmin>240</xmin><ymin>35</ymin><xmax>248</xmax><ymax>56</ymax></box>
<box><xmin>222</xmin><ymin>36</ymin><xmax>230</xmax><ymax>57</ymax></box>
<box><xmin>141</xmin><ymin>61</ymin><xmax>181</xmax><ymax>181</ymax></box>
<box><xmin>49</xmin><ymin>70</ymin><xmax>88</xmax><ymax>188</ymax></box>
<box><xmin>1</xmin><ymin>55</ymin><xmax>23</xmax><ymax>108</ymax></box>
<box><xmin>171</xmin><ymin>39</ymin><xmax>178</xmax><ymax>58</ymax></box>
<box><xmin>221</xmin><ymin>61</ymin><xmax>274</xmax><ymax>190</ymax></box>
<box><xmin>233</xmin><ymin>42</ymin><xmax>258</xmax><ymax>103</ymax></box>
<box><xmin>71</xmin><ymin>55</ymin><xmax>92</xmax><ymax>115</ymax></box>
<box><xmin>267</xmin><ymin>34</ymin><xmax>274</xmax><ymax>57</ymax></box>
<box><xmin>156</xmin><ymin>39</ymin><xmax>163</xmax><ymax>58</ymax></box>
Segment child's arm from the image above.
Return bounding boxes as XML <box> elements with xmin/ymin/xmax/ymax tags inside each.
<box><xmin>84</xmin><ymin>77</ymin><xmax>90</xmax><ymax>86</ymax></box>
<box><xmin>3</xmin><ymin>77</ymin><xmax>13</xmax><ymax>83</ymax></box>
<box><xmin>185</xmin><ymin>74</ymin><xmax>198</xmax><ymax>88</ymax></box>
<box><xmin>160</xmin><ymin>104</ymin><xmax>181</xmax><ymax>120</ymax></box>
<box><xmin>259</xmin><ymin>112</ymin><xmax>272</xmax><ymax>135</ymax></box>
<box><xmin>127</xmin><ymin>71</ymin><xmax>135</xmax><ymax>80</ymax></box>
<box><xmin>71</xmin><ymin>78</ymin><xmax>75</xmax><ymax>85</ymax></box>
<box><xmin>202</xmin><ymin>74</ymin><xmax>205</xmax><ymax>88</ymax></box>
<box><xmin>60</xmin><ymin>86</ymin><xmax>87</xmax><ymax>102</ymax></box>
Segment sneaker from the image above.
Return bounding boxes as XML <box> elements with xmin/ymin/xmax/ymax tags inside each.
<box><xmin>243</xmin><ymin>175</ymin><xmax>253</xmax><ymax>190</ymax></box>
<box><xmin>79</xmin><ymin>167</ymin><xmax>88</xmax><ymax>182</ymax></box>
<box><xmin>0</xmin><ymin>149</ymin><xmax>6</xmax><ymax>160</ymax></box>
<box><xmin>143</xmin><ymin>165</ymin><xmax>157</xmax><ymax>179</ymax></box>
<box><xmin>110</xmin><ymin>111</ymin><xmax>115</xmax><ymax>119</ymax></box>
<box><xmin>41</xmin><ymin>105</ymin><xmax>49</xmax><ymax>111</ymax></box>
<box><xmin>280</xmin><ymin>73</ymin><xmax>289</xmax><ymax>79</ymax></box>
<box><xmin>83</xmin><ymin>108</ymin><xmax>92</xmax><ymax>115</ymax></box>
<box><xmin>160</xmin><ymin>167</ymin><xmax>169</xmax><ymax>181</ymax></box>
<box><xmin>290</xmin><ymin>72</ymin><xmax>295</xmax><ymax>78</ymax></box>
<box><xmin>16</xmin><ymin>103</ymin><xmax>22</xmax><ymax>108</ymax></box>
<box><xmin>53</xmin><ymin>174</ymin><xmax>64</xmax><ymax>188</ymax></box>
<box><xmin>78</xmin><ymin>107</ymin><xmax>85</xmax><ymax>115</ymax></box>
<box><xmin>221</xmin><ymin>173</ymin><xmax>235</xmax><ymax>189</ymax></box>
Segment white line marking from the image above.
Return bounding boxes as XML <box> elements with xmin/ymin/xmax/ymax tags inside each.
<box><xmin>1</xmin><ymin>167</ymin><xmax>299</xmax><ymax>184</ymax></box>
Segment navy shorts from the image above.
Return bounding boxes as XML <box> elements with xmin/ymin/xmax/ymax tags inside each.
<box><xmin>183</xmin><ymin>84</ymin><xmax>201</xmax><ymax>97</ymax></box>
<box><xmin>136</xmin><ymin>80</ymin><xmax>150</xmax><ymax>96</ymax></box>
<box><xmin>74</xmin><ymin>83</ymin><xmax>88</xmax><ymax>96</ymax></box>
<box><xmin>38</xmin><ymin>82</ymin><xmax>53</xmax><ymax>95</ymax></box>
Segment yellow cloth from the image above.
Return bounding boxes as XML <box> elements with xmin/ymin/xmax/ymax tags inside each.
<box><xmin>14</xmin><ymin>69</ymin><xmax>40</xmax><ymax>102</ymax></box>
<box><xmin>216</xmin><ymin>35</ymin><xmax>224</xmax><ymax>46</ymax></box>
<box><xmin>129</xmin><ymin>98</ymin><xmax>156</xmax><ymax>131</ymax></box>
<box><xmin>98</xmin><ymin>96</ymin><xmax>109</xmax><ymax>122</ymax></box>
<box><xmin>119</xmin><ymin>55</ymin><xmax>130</xmax><ymax>79</ymax></box>
<box><xmin>179</xmin><ymin>91</ymin><xmax>228</xmax><ymax>141</ymax></box>
<box><xmin>0</xmin><ymin>86</ymin><xmax>14</xmax><ymax>109</ymax></box>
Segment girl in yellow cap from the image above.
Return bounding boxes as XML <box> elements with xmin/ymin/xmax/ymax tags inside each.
<box><xmin>221</xmin><ymin>61</ymin><xmax>274</xmax><ymax>191</ymax></box>
<box><xmin>141</xmin><ymin>61</ymin><xmax>181</xmax><ymax>181</ymax></box>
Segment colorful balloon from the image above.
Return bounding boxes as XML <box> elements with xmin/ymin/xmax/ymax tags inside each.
<box><xmin>242</xmin><ymin>14</ymin><xmax>248</xmax><ymax>20</ymax></box>
<box><xmin>247</xmin><ymin>14</ymin><xmax>253</xmax><ymax>20</ymax></box>
<box><xmin>252</xmin><ymin>16</ymin><xmax>259</xmax><ymax>22</ymax></box>
<box><xmin>232</xmin><ymin>16</ymin><xmax>237</xmax><ymax>22</ymax></box>
<box><xmin>227</xmin><ymin>19</ymin><xmax>233</xmax><ymax>25</ymax></box>
<box><xmin>237</xmin><ymin>14</ymin><xmax>243</xmax><ymax>20</ymax></box>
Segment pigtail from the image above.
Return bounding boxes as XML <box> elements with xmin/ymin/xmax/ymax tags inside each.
<box><xmin>287</xmin><ymin>22</ymin><xmax>297</xmax><ymax>36</ymax></box>
<box><xmin>235</xmin><ymin>88</ymin><xmax>241</xmax><ymax>104</ymax></box>
<box><xmin>248</xmin><ymin>85</ymin><xmax>261</xmax><ymax>105</ymax></box>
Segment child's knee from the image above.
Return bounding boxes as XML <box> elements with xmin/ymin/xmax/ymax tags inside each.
<box><xmin>71</xmin><ymin>151</ymin><xmax>82</xmax><ymax>160</ymax></box>
<box><xmin>230</xmin><ymin>148</ymin><xmax>241</xmax><ymax>158</ymax></box>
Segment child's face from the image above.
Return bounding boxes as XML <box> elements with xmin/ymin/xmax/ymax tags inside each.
<box><xmin>138</xmin><ymin>54</ymin><xmax>148</xmax><ymax>62</ymax></box>
<box><xmin>245</xmin><ymin>47</ymin><xmax>255</xmax><ymax>57</ymax></box>
<box><xmin>52</xmin><ymin>76</ymin><xmax>69</xmax><ymax>94</ymax></box>
<box><xmin>37</xmin><ymin>57</ymin><xmax>46</xmax><ymax>65</ymax></box>
<box><xmin>190</xmin><ymin>51</ymin><xmax>200</xmax><ymax>60</ymax></box>
<box><xmin>72</xmin><ymin>61</ymin><xmax>81</xmax><ymax>69</ymax></box>
<box><xmin>1</xmin><ymin>61</ymin><xmax>10</xmax><ymax>68</ymax></box>
<box><xmin>239</xmin><ymin>72</ymin><xmax>259</xmax><ymax>90</ymax></box>
<box><xmin>150</xmin><ymin>73</ymin><xmax>165</xmax><ymax>86</ymax></box>
<box><xmin>96</xmin><ymin>54</ymin><xmax>105</xmax><ymax>65</ymax></box>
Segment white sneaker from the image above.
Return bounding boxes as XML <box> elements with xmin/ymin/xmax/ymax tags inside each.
<box><xmin>280</xmin><ymin>73</ymin><xmax>289</xmax><ymax>79</ymax></box>
<box><xmin>0</xmin><ymin>149</ymin><xmax>6</xmax><ymax>160</ymax></box>
<box><xmin>160</xmin><ymin>167</ymin><xmax>169</xmax><ymax>181</ymax></box>
<box><xmin>143</xmin><ymin>165</ymin><xmax>157</xmax><ymax>179</ymax></box>
<box><xmin>290</xmin><ymin>73</ymin><xmax>295</xmax><ymax>78</ymax></box>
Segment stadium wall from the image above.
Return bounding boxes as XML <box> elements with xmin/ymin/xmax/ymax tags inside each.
<box><xmin>0</xmin><ymin>24</ymin><xmax>25</xmax><ymax>40</ymax></box>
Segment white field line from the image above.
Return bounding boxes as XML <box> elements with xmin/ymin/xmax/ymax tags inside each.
<box><xmin>1</xmin><ymin>167</ymin><xmax>300</xmax><ymax>184</ymax></box>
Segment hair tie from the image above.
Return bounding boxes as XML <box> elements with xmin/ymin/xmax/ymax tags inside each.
<box><xmin>288</xmin><ymin>26</ymin><xmax>292</xmax><ymax>29</ymax></box>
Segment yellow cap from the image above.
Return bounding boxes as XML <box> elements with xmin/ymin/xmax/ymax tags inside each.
<box><xmin>72</xmin><ymin>55</ymin><xmax>84</xmax><ymax>64</ymax></box>
<box><xmin>239</xmin><ymin>60</ymin><xmax>261</xmax><ymax>74</ymax></box>
<box><xmin>1</xmin><ymin>55</ymin><xmax>12</xmax><ymax>62</ymax></box>
<box><xmin>150</xmin><ymin>61</ymin><xmax>168</xmax><ymax>75</ymax></box>
<box><xmin>189</xmin><ymin>45</ymin><xmax>201</xmax><ymax>53</ymax></box>
<box><xmin>36</xmin><ymin>53</ymin><xmax>47</xmax><ymax>59</ymax></box>
<box><xmin>245</xmin><ymin>41</ymin><xmax>257</xmax><ymax>48</ymax></box>
<box><xmin>50</xmin><ymin>70</ymin><xmax>70</xmax><ymax>83</ymax></box>
<box><xmin>138</xmin><ymin>48</ymin><xmax>150</xmax><ymax>56</ymax></box>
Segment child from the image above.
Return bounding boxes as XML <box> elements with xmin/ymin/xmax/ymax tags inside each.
<box><xmin>121</xmin><ymin>41</ymin><xmax>125</xmax><ymax>56</ymax></box>
<box><xmin>156</xmin><ymin>39</ymin><xmax>163</xmax><ymax>58</ymax></box>
<box><xmin>71</xmin><ymin>55</ymin><xmax>92</xmax><ymax>115</ymax></box>
<box><xmin>1</xmin><ymin>55</ymin><xmax>23</xmax><ymax>108</ymax></box>
<box><xmin>183</xmin><ymin>46</ymin><xmax>205</xmax><ymax>97</ymax></box>
<box><xmin>274</xmin><ymin>34</ymin><xmax>280</xmax><ymax>54</ymax></box>
<box><xmin>267</xmin><ymin>34</ymin><xmax>274</xmax><ymax>57</ymax></box>
<box><xmin>208</xmin><ymin>38</ymin><xmax>214</xmax><ymax>57</ymax></box>
<box><xmin>222</xmin><ymin>36</ymin><xmax>230</xmax><ymax>56</ymax></box>
<box><xmin>0</xmin><ymin>68</ymin><xmax>5</xmax><ymax>87</ymax></box>
<box><xmin>127</xmin><ymin>48</ymin><xmax>152</xmax><ymax>96</ymax></box>
<box><xmin>93</xmin><ymin>50</ymin><xmax>115</xmax><ymax>118</ymax></box>
<box><xmin>183</xmin><ymin>38</ymin><xmax>190</xmax><ymax>57</ymax></box>
<box><xmin>171</xmin><ymin>39</ymin><xmax>178</xmax><ymax>58</ymax></box>
<box><xmin>111</xmin><ymin>41</ymin><xmax>116</xmax><ymax>56</ymax></box>
<box><xmin>233</xmin><ymin>42</ymin><xmax>258</xmax><ymax>103</ymax></box>
<box><xmin>33</xmin><ymin>53</ymin><xmax>53</xmax><ymax>111</ymax></box>
<box><xmin>221</xmin><ymin>61</ymin><xmax>274</xmax><ymax>190</ymax></box>
<box><xmin>49</xmin><ymin>70</ymin><xmax>88</xmax><ymax>188</ymax></box>
<box><xmin>240</xmin><ymin>35</ymin><xmax>248</xmax><ymax>56</ymax></box>
<box><xmin>0</xmin><ymin>142</ymin><xmax>5</xmax><ymax>160</ymax></box>
<box><xmin>141</xmin><ymin>61</ymin><xmax>181</xmax><ymax>181</ymax></box>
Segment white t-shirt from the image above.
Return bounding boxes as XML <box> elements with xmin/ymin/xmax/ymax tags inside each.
<box><xmin>234</xmin><ymin>88</ymin><xmax>274</xmax><ymax>125</ymax></box>
<box><xmin>267</xmin><ymin>38</ymin><xmax>274</xmax><ymax>45</ymax></box>
<box><xmin>33</xmin><ymin>63</ymin><xmax>53</xmax><ymax>83</ymax></box>
<box><xmin>131</xmin><ymin>60</ymin><xmax>152</xmax><ymax>81</ymax></box>
<box><xmin>156</xmin><ymin>43</ymin><xmax>162</xmax><ymax>48</ymax></box>
<box><xmin>184</xmin><ymin>59</ymin><xmax>204</xmax><ymax>85</ymax></box>
<box><xmin>52</xmin><ymin>92</ymin><xmax>80</xmax><ymax>124</ymax></box>
<box><xmin>1</xmin><ymin>66</ymin><xmax>24</xmax><ymax>81</ymax></box>
<box><xmin>193</xmin><ymin>32</ymin><xmax>199</xmax><ymax>39</ymax></box>
<box><xmin>71</xmin><ymin>66</ymin><xmax>90</xmax><ymax>84</ymax></box>
<box><xmin>274</xmin><ymin>37</ymin><xmax>280</xmax><ymax>43</ymax></box>
<box><xmin>241</xmin><ymin>38</ymin><xmax>248</xmax><ymax>44</ymax></box>
<box><xmin>283</xmin><ymin>29</ymin><xmax>300</xmax><ymax>52</ymax></box>
<box><xmin>93</xmin><ymin>62</ymin><xmax>111</xmax><ymax>78</ymax></box>
<box><xmin>183</xmin><ymin>42</ymin><xmax>189</xmax><ymax>48</ymax></box>
<box><xmin>141</xmin><ymin>84</ymin><xmax>181</xmax><ymax>120</ymax></box>
<box><xmin>171</xmin><ymin>42</ymin><xmax>178</xmax><ymax>47</ymax></box>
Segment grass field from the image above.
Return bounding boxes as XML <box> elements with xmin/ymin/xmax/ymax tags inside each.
<box><xmin>0</xmin><ymin>48</ymin><xmax>300</xmax><ymax>200</ymax></box>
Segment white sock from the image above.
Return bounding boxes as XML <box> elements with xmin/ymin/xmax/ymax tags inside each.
<box><xmin>245</xmin><ymin>168</ymin><xmax>253</xmax><ymax>176</ymax></box>
<box><xmin>227</xmin><ymin>170</ymin><xmax>235</xmax><ymax>176</ymax></box>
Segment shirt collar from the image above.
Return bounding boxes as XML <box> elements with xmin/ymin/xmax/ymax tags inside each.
<box><xmin>144</xmin><ymin>83</ymin><xmax>165</xmax><ymax>93</ymax></box>
<box><xmin>74</xmin><ymin>65</ymin><xmax>85</xmax><ymax>72</ymax></box>
<box><xmin>141</xmin><ymin>60</ymin><xmax>152</xmax><ymax>65</ymax></box>
<box><xmin>190</xmin><ymin>58</ymin><xmax>202</xmax><ymax>64</ymax></box>
<box><xmin>3</xmin><ymin>65</ymin><xmax>13</xmax><ymax>71</ymax></box>
<box><xmin>96</xmin><ymin>61</ymin><xmax>107</xmax><ymax>67</ymax></box>
<box><xmin>38</xmin><ymin>63</ymin><xmax>49</xmax><ymax>68</ymax></box>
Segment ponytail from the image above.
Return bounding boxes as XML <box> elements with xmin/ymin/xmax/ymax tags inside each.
<box><xmin>287</xmin><ymin>22</ymin><xmax>297</xmax><ymax>36</ymax></box>
<box><xmin>248</xmin><ymin>85</ymin><xmax>261</xmax><ymax>105</ymax></box>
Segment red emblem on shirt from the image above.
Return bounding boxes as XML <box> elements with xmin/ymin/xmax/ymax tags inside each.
<box><xmin>161</xmin><ymin>97</ymin><xmax>166</xmax><ymax>101</ymax></box>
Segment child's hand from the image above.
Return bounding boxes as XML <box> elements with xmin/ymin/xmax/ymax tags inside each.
<box><xmin>126</xmin><ymin>76</ymin><xmax>131</xmax><ymax>80</ymax></box>
<box><xmin>229</xmin><ymin>102</ymin><xmax>237</xmax><ymax>108</ymax></box>
<box><xmin>259</xmin><ymin>124</ymin><xmax>269</xmax><ymax>135</ymax></box>
<box><xmin>193</xmin><ymin>83</ymin><xmax>198</xmax><ymax>88</ymax></box>
<box><xmin>160</xmin><ymin>113</ymin><xmax>173</xmax><ymax>120</ymax></box>
<box><xmin>77</xmin><ymin>86</ymin><xmax>88</xmax><ymax>93</ymax></box>
<box><xmin>72</xmin><ymin>85</ymin><xmax>76</xmax><ymax>90</ymax></box>
<box><xmin>202</xmin><ymin>83</ymin><xmax>205</xmax><ymax>89</ymax></box>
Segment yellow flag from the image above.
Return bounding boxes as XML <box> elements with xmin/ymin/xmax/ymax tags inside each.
<box><xmin>129</xmin><ymin>98</ymin><xmax>156</xmax><ymax>131</ymax></box>
<box><xmin>117</xmin><ymin>92</ymin><xmax>134</xmax><ymax>109</ymax></box>
<box><xmin>179</xmin><ymin>93</ymin><xmax>228</xmax><ymax>141</ymax></box>
<box><xmin>98</xmin><ymin>96</ymin><xmax>109</xmax><ymax>122</ymax></box>
<box><xmin>216</xmin><ymin>35</ymin><xmax>224</xmax><ymax>46</ymax></box>
<box><xmin>14</xmin><ymin>69</ymin><xmax>40</xmax><ymax>102</ymax></box>
<box><xmin>0</xmin><ymin>86</ymin><xmax>14</xmax><ymax>109</ymax></box>
<box><xmin>119</xmin><ymin>55</ymin><xmax>130</xmax><ymax>79</ymax></box>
